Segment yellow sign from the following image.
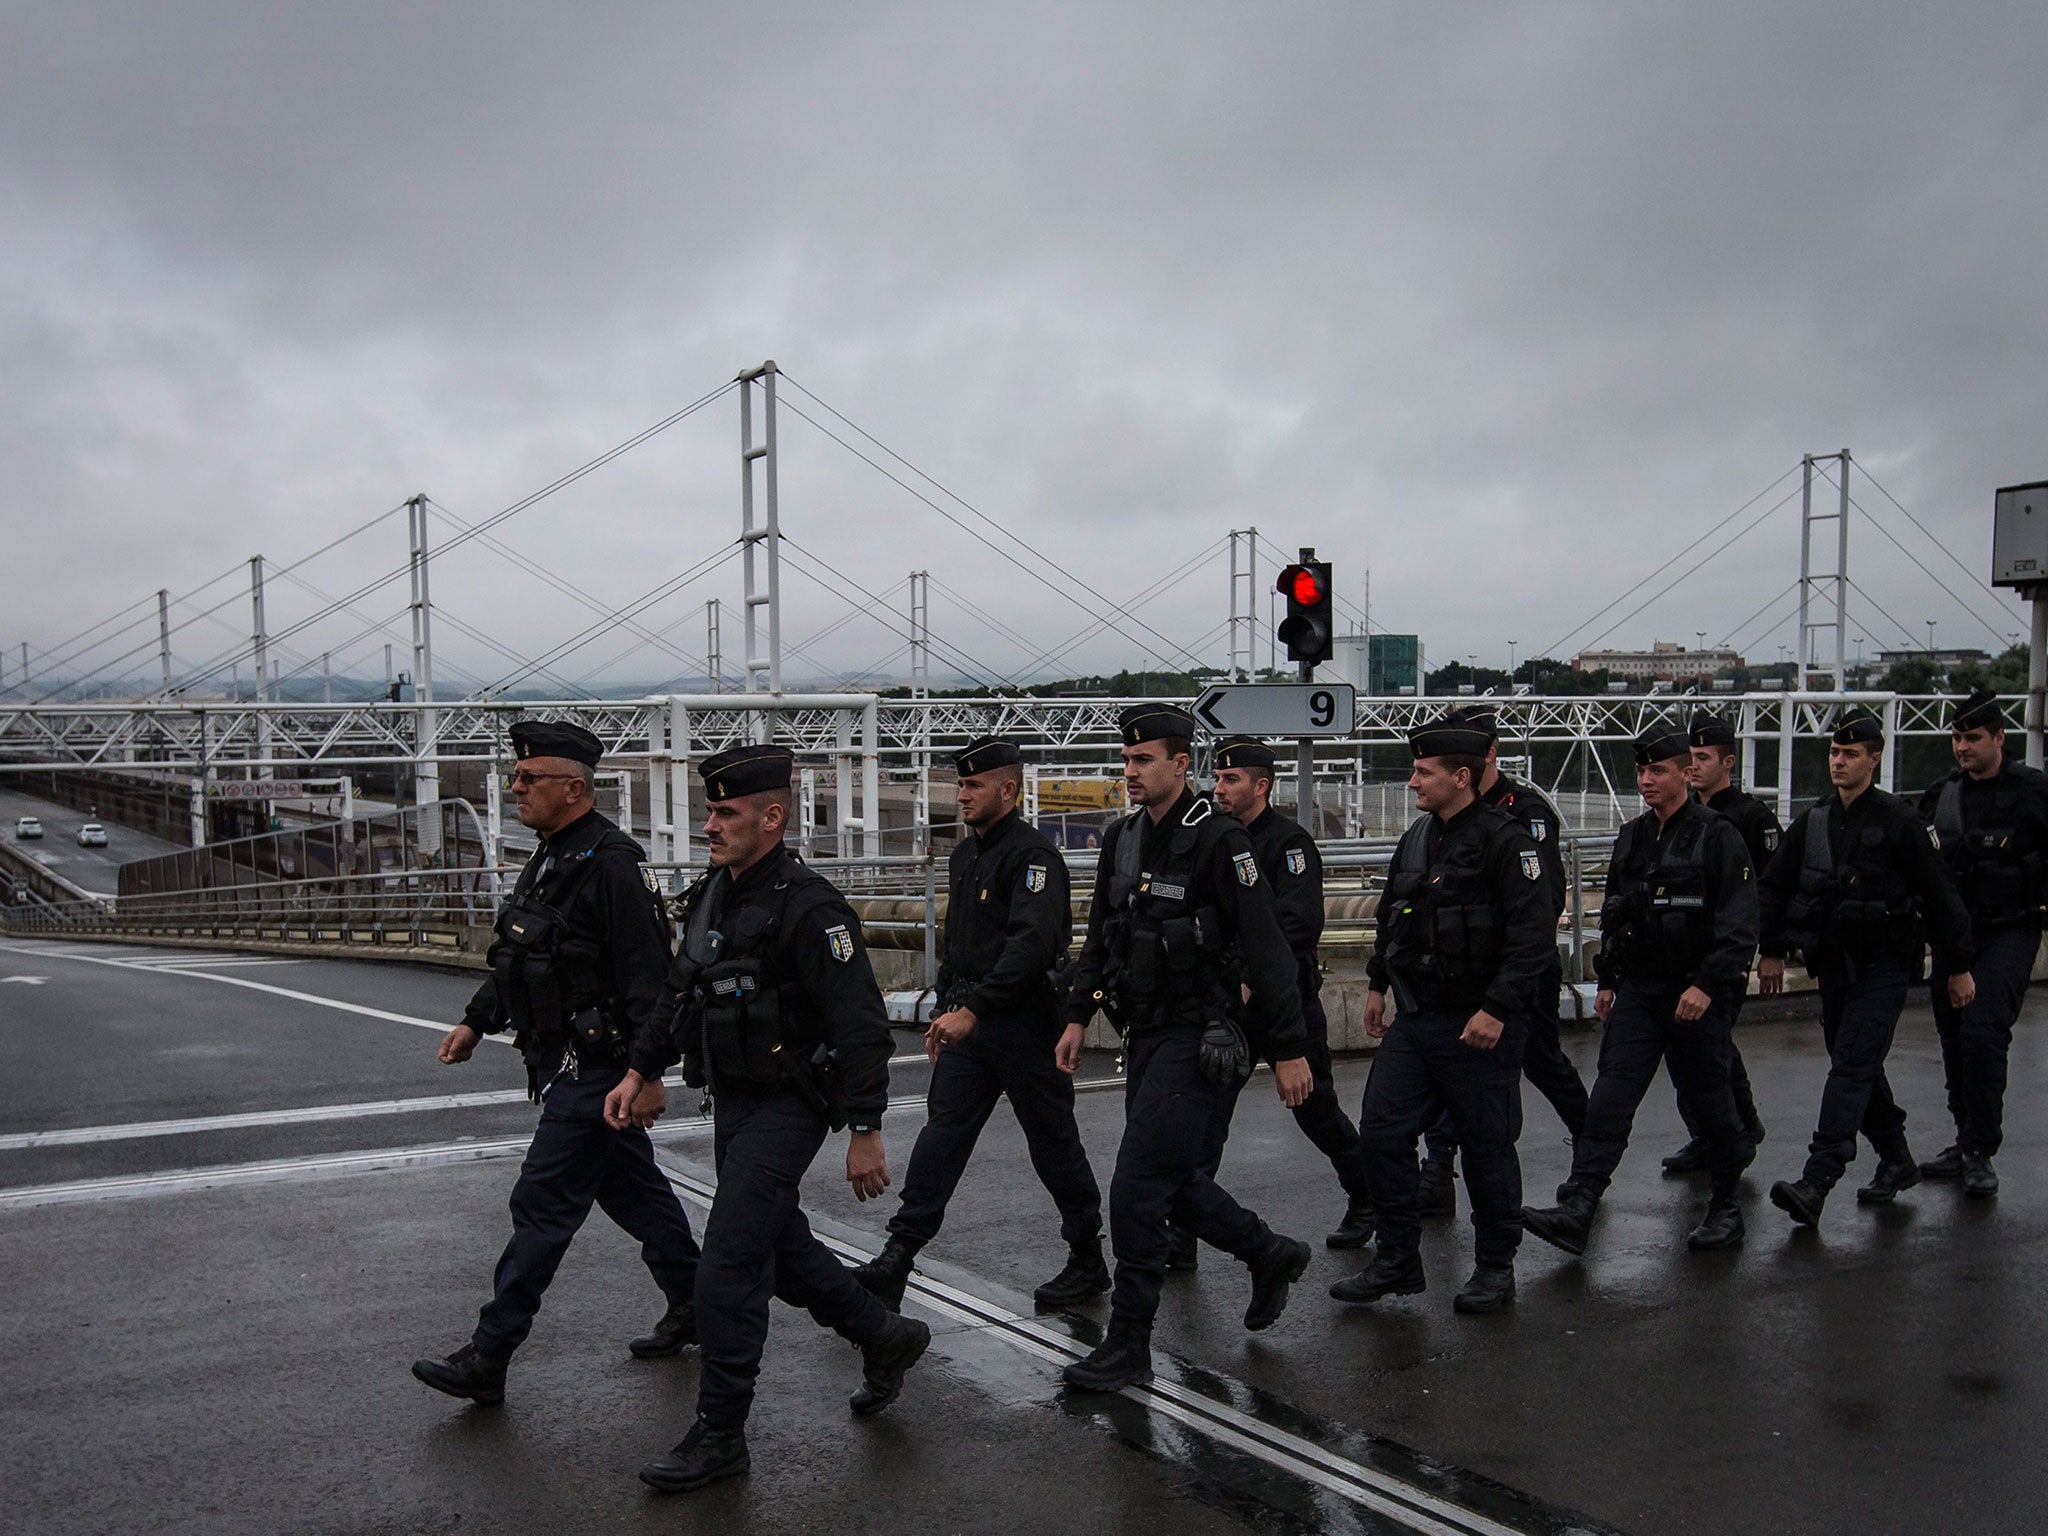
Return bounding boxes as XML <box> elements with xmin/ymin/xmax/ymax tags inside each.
<box><xmin>1037</xmin><ymin>778</ymin><xmax>1127</xmax><ymax>812</ymax></box>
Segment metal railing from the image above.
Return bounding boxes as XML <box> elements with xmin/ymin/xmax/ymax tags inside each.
<box><xmin>5</xmin><ymin>835</ymin><xmax>1618</xmax><ymax>990</ymax></box>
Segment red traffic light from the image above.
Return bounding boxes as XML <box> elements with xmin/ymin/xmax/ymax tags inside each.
<box><xmin>1283</xmin><ymin>566</ymin><xmax>1328</xmax><ymax>606</ymax></box>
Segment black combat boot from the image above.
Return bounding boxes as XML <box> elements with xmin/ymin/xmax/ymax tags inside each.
<box><xmin>1329</xmin><ymin>1247</ymin><xmax>1425</xmax><ymax>1303</ymax></box>
<box><xmin>1856</xmin><ymin>1156</ymin><xmax>1922</xmax><ymax>1205</ymax></box>
<box><xmin>1661</xmin><ymin>1138</ymin><xmax>1709</xmax><ymax>1175</ymax></box>
<box><xmin>1243</xmin><ymin>1233</ymin><xmax>1311</xmax><ymax>1331</ymax></box>
<box><xmin>1166</xmin><ymin>1224</ymin><xmax>1200</xmax><ymax>1271</ymax></box>
<box><xmin>1962</xmin><ymin>1154</ymin><xmax>2000</xmax><ymax>1198</ymax></box>
<box><xmin>638</xmin><ymin>1419</ymin><xmax>750</xmax><ymax>1493</ymax></box>
<box><xmin>849</xmin><ymin>1312</ymin><xmax>932</xmax><ymax>1415</ymax></box>
<box><xmin>628</xmin><ymin>1301</ymin><xmax>697</xmax><ymax>1358</ymax></box>
<box><xmin>1033</xmin><ymin>1240</ymin><xmax>1112</xmax><ymax>1308</ymax></box>
<box><xmin>1419</xmin><ymin>1155</ymin><xmax>1457</xmax><ymax>1219</ymax></box>
<box><xmin>1326</xmin><ymin>1199</ymin><xmax>1377</xmax><ymax>1249</ymax></box>
<box><xmin>850</xmin><ymin>1237</ymin><xmax>917</xmax><ymax>1313</ymax></box>
<box><xmin>1062</xmin><ymin>1321</ymin><xmax>1153</xmax><ymax>1392</ymax></box>
<box><xmin>1769</xmin><ymin>1176</ymin><xmax>1827</xmax><ymax>1228</ymax></box>
<box><xmin>1520</xmin><ymin>1186</ymin><xmax>1599</xmax><ymax>1256</ymax></box>
<box><xmin>410</xmin><ymin>1342</ymin><xmax>507</xmax><ymax>1405</ymax></box>
<box><xmin>1920</xmin><ymin>1144</ymin><xmax>1967</xmax><ymax>1179</ymax></box>
<box><xmin>1452</xmin><ymin>1263</ymin><xmax>1516</xmax><ymax>1314</ymax></box>
<box><xmin>1686</xmin><ymin>1195</ymin><xmax>1745</xmax><ymax>1250</ymax></box>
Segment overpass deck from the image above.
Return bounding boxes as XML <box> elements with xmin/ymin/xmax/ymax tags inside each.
<box><xmin>1</xmin><ymin>939</ymin><xmax>2041</xmax><ymax>1534</ymax></box>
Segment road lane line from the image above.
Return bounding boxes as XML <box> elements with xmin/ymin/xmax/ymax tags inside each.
<box><xmin>651</xmin><ymin>1157</ymin><xmax>1547</xmax><ymax>1536</ymax></box>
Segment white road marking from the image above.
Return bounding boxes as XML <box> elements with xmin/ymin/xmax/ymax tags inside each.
<box><xmin>1</xmin><ymin>975</ymin><xmax>48</xmax><ymax>985</ymax></box>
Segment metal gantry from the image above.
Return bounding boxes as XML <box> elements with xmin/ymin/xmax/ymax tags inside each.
<box><xmin>738</xmin><ymin>360</ymin><xmax>783</xmax><ymax>701</ymax></box>
<box><xmin>1798</xmin><ymin>450</ymin><xmax>1851</xmax><ymax>691</ymax></box>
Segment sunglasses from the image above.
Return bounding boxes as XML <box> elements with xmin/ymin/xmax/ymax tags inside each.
<box><xmin>508</xmin><ymin>769</ymin><xmax>581</xmax><ymax>788</ymax></box>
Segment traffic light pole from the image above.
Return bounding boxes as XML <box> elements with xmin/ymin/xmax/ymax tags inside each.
<box><xmin>1296</xmin><ymin>659</ymin><xmax>1315</xmax><ymax>830</ymax></box>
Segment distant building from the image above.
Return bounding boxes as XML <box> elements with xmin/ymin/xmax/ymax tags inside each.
<box><xmin>1571</xmin><ymin>640</ymin><xmax>1743</xmax><ymax>680</ymax></box>
<box><xmin>1329</xmin><ymin>632</ymin><xmax>1423</xmax><ymax>695</ymax></box>
<box><xmin>1865</xmin><ymin>647</ymin><xmax>1988</xmax><ymax>682</ymax></box>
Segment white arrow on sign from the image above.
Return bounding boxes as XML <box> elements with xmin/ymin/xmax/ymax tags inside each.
<box><xmin>1191</xmin><ymin>682</ymin><xmax>1357</xmax><ymax>738</ymax></box>
<box><xmin>1</xmin><ymin>976</ymin><xmax>49</xmax><ymax>985</ymax></box>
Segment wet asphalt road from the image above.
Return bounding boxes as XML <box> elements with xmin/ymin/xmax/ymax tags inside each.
<box><xmin>2</xmin><ymin>937</ymin><xmax>2044</xmax><ymax>1534</ymax></box>
<box><xmin>0</xmin><ymin>786</ymin><xmax>186</xmax><ymax>897</ymax></box>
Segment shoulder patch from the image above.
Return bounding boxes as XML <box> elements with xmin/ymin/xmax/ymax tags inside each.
<box><xmin>1520</xmin><ymin>850</ymin><xmax>1542</xmax><ymax>881</ymax></box>
<box><xmin>1528</xmin><ymin>818</ymin><xmax>1548</xmax><ymax>843</ymax></box>
<box><xmin>825</xmin><ymin>923</ymin><xmax>855</xmax><ymax>963</ymax></box>
<box><xmin>1285</xmin><ymin>847</ymin><xmax>1307</xmax><ymax>876</ymax></box>
<box><xmin>1023</xmin><ymin>863</ymin><xmax>1048</xmax><ymax>893</ymax></box>
<box><xmin>1233</xmin><ymin>850</ymin><xmax>1259</xmax><ymax>887</ymax></box>
<box><xmin>1763</xmin><ymin>827</ymin><xmax>1779</xmax><ymax>852</ymax></box>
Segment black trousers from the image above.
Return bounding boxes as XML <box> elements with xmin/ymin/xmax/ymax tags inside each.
<box><xmin>1359</xmin><ymin>1006</ymin><xmax>1526</xmax><ymax>1266</ymax></box>
<box><xmin>1108</xmin><ymin>1030</ymin><xmax>1273</xmax><ymax>1330</ymax></box>
<box><xmin>1567</xmin><ymin>982</ymin><xmax>1746</xmax><ymax>1200</ymax></box>
<box><xmin>1425</xmin><ymin>953</ymin><xmax>1586</xmax><ymax>1163</ymax></box>
<box><xmin>1931</xmin><ymin>926</ymin><xmax>2040</xmax><ymax>1157</ymax></box>
<box><xmin>1188</xmin><ymin>990</ymin><xmax>1373</xmax><ymax>1212</ymax></box>
<box><xmin>1802</xmin><ymin>961</ymin><xmax>1915</xmax><ymax>1189</ymax></box>
<box><xmin>1678</xmin><ymin>991</ymin><xmax>1762</xmax><ymax>1139</ymax></box>
<box><xmin>887</xmin><ymin>1016</ymin><xmax>1103</xmax><ymax>1250</ymax></box>
<box><xmin>694</xmin><ymin>1086</ymin><xmax>891</xmax><ymax>1431</ymax></box>
<box><xmin>473</xmin><ymin>1060</ymin><xmax>701</xmax><ymax>1359</ymax></box>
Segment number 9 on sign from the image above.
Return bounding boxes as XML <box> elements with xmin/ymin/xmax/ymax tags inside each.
<box><xmin>1309</xmin><ymin>690</ymin><xmax>1335</xmax><ymax>728</ymax></box>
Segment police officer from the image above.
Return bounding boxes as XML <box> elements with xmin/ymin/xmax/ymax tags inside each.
<box><xmin>1332</xmin><ymin>713</ymin><xmax>1552</xmax><ymax>1314</ymax></box>
<box><xmin>1761</xmin><ymin>711</ymin><xmax>1975</xmax><ymax>1228</ymax></box>
<box><xmin>1199</xmin><ymin>734</ymin><xmax>1375</xmax><ymax>1249</ymax></box>
<box><xmin>609</xmin><ymin>744</ymin><xmax>930</xmax><ymax>1493</ymax></box>
<box><xmin>411</xmin><ymin>720</ymin><xmax>702</xmax><ymax>1406</ymax></box>
<box><xmin>1059</xmin><ymin>705</ymin><xmax>1314</xmax><ymax>1392</ymax></box>
<box><xmin>1521</xmin><ymin>724</ymin><xmax>1758</xmax><ymax>1256</ymax></box>
<box><xmin>850</xmin><ymin>736</ymin><xmax>1107</xmax><ymax>1310</ymax></box>
<box><xmin>1917</xmin><ymin>689</ymin><xmax>2048</xmax><ymax>1197</ymax></box>
<box><xmin>1660</xmin><ymin>709</ymin><xmax>1778</xmax><ymax>1172</ymax></box>
<box><xmin>1417</xmin><ymin>706</ymin><xmax>1588</xmax><ymax>1218</ymax></box>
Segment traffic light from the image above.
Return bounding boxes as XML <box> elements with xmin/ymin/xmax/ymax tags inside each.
<box><xmin>1275</xmin><ymin>551</ymin><xmax>1334</xmax><ymax>667</ymax></box>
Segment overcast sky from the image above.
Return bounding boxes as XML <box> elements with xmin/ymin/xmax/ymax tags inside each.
<box><xmin>6</xmin><ymin>2</ymin><xmax>2046</xmax><ymax>697</ymax></box>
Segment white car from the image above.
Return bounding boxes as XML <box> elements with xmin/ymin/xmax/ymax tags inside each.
<box><xmin>15</xmin><ymin>816</ymin><xmax>43</xmax><ymax>840</ymax></box>
<box><xmin>76</xmin><ymin>823</ymin><xmax>109</xmax><ymax>848</ymax></box>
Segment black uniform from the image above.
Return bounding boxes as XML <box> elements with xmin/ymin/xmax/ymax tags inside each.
<box><xmin>1065</xmin><ymin>786</ymin><xmax>1306</xmax><ymax>1333</ymax></box>
<box><xmin>1691</xmin><ymin>781</ymin><xmax>1781</xmax><ymax>1137</ymax></box>
<box><xmin>1423</xmin><ymin>773</ymin><xmax>1587</xmax><ymax>1171</ymax></box>
<box><xmin>887</xmin><ymin>809</ymin><xmax>1102</xmax><ymax>1250</ymax></box>
<box><xmin>1761</xmin><ymin>785</ymin><xmax>1972</xmax><ymax>1191</ymax></box>
<box><xmin>1564</xmin><ymin>799</ymin><xmax>1759</xmax><ymax>1202</ymax></box>
<box><xmin>1361</xmin><ymin>798</ymin><xmax>1554</xmax><ymax>1266</ymax></box>
<box><xmin>1919</xmin><ymin>758</ymin><xmax>2048</xmax><ymax>1158</ymax></box>
<box><xmin>632</xmin><ymin>839</ymin><xmax>898</xmax><ymax>1431</ymax></box>
<box><xmin>459</xmin><ymin>808</ymin><xmax>701</xmax><ymax>1361</ymax></box>
<box><xmin>1191</xmin><ymin>806</ymin><xmax>1373</xmax><ymax>1212</ymax></box>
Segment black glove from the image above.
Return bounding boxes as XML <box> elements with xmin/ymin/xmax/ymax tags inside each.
<box><xmin>1197</xmin><ymin>1019</ymin><xmax>1251</xmax><ymax>1085</ymax></box>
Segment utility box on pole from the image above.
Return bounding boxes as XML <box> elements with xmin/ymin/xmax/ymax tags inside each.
<box><xmin>1993</xmin><ymin>481</ymin><xmax>2048</xmax><ymax>770</ymax></box>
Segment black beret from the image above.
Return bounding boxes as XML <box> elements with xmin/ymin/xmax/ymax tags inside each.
<box><xmin>1633</xmin><ymin>725</ymin><xmax>1691</xmax><ymax>766</ymax></box>
<box><xmin>1119</xmin><ymin>704</ymin><xmax>1196</xmax><ymax>746</ymax></box>
<box><xmin>1831</xmin><ymin>710</ymin><xmax>1884</xmax><ymax>747</ymax></box>
<box><xmin>953</xmin><ymin>736</ymin><xmax>1022</xmax><ymax>777</ymax></box>
<box><xmin>1409</xmin><ymin>717</ymin><xmax>1493</xmax><ymax>759</ymax></box>
<box><xmin>1443</xmin><ymin>704</ymin><xmax>1499</xmax><ymax>741</ymax></box>
<box><xmin>509</xmin><ymin>718</ymin><xmax>604</xmax><ymax>768</ymax></box>
<box><xmin>1688</xmin><ymin>710</ymin><xmax>1737</xmax><ymax>749</ymax></box>
<box><xmin>699</xmin><ymin>743</ymin><xmax>794</xmax><ymax>800</ymax></box>
<box><xmin>1951</xmin><ymin>688</ymin><xmax>2007</xmax><ymax>734</ymax></box>
<box><xmin>1213</xmin><ymin>735</ymin><xmax>1278</xmax><ymax>771</ymax></box>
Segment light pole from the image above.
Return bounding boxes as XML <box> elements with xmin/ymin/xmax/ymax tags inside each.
<box><xmin>1508</xmin><ymin>639</ymin><xmax>1519</xmax><ymax>682</ymax></box>
<box><xmin>1926</xmin><ymin>619</ymin><xmax>1938</xmax><ymax>655</ymax></box>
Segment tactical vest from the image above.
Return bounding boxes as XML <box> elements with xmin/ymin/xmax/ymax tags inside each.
<box><xmin>1783</xmin><ymin>800</ymin><xmax>1918</xmax><ymax>954</ymax></box>
<box><xmin>1603</xmin><ymin>812</ymin><xmax>1716</xmax><ymax>981</ymax></box>
<box><xmin>1378</xmin><ymin>812</ymin><xmax>1505</xmax><ymax>1004</ymax></box>
<box><xmin>670</xmin><ymin>859</ymin><xmax>838</xmax><ymax>1092</ymax></box>
<box><xmin>490</xmin><ymin>831</ymin><xmax>638</xmax><ymax>1068</ymax></box>
<box><xmin>1102</xmin><ymin>801</ymin><xmax>1233</xmax><ymax>1031</ymax></box>
<box><xmin>1931</xmin><ymin>773</ymin><xmax>2046</xmax><ymax>926</ymax></box>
